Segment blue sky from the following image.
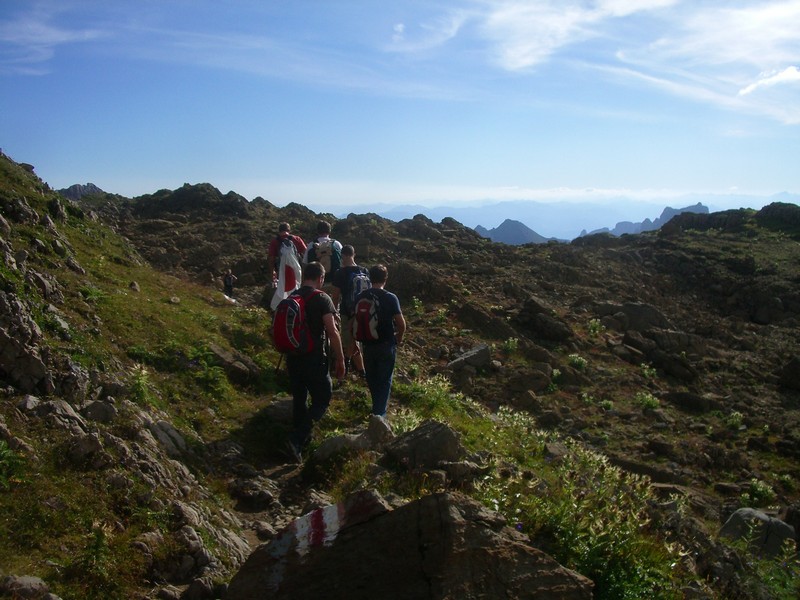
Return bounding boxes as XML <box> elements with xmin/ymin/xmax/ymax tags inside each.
<box><xmin>1</xmin><ymin>0</ymin><xmax>798</xmax><ymax>216</ymax></box>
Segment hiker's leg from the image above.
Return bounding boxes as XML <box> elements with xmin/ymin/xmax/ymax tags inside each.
<box><xmin>351</xmin><ymin>344</ymin><xmax>365</xmax><ymax>374</ymax></box>
<box><xmin>364</xmin><ymin>344</ymin><xmax>395</xmax><ymax>417</ymax></box>
<box><xmin>287</xmin><ymin>356</ymin><xmax>311</xmax><ymax>446</ymax></box>
<box><xmin>306</xmin><ymin>352</ymin><xmax>332</xmax><ymax>438</ymax></box>
<box><xmin>340</xmin><ymin>315</ymin><xmax>363</xmax><ymax>372</ymax></box>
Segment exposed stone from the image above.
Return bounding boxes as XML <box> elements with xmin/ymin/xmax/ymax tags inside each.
<box><xmin>719</xmin><ymin>508</ymin><xmax>796</xmax><ymax>558</ymax></box>
<box><xmin>227</xmin><ymin>491</ymin><xmax>592</xmax><ymax>599</ymax></box>
<box><xmin>384</xmin><ymin>420</ymin><xmax>466</xmax><ymax>469</ymax></box>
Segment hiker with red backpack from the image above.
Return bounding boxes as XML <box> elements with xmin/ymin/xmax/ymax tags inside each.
<box><xmin>272</xmin><ymin>261</ymin><xmax>345</xmax><ymax>463</ymax></box>
<box><xmin>352</xmin><ymin>264</ymin><xmax>406</xmax><ymax>419</ymax></box>
<box><xmin>330</xmin><ymin>245</ymin><xmax>370</xmax><ymax>379</ymax></box>
<box><xmin>303</xmin><ymin>220</ymin><xmax>342</xmax><ymax>286</ymax></box>
<box><xmin>268</xmin><ymin>222</ymin><xmax>308</xmax><ymax>311</ymax></box>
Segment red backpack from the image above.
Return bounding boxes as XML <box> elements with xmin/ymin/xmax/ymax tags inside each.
<box><xmin>352</xmin><ymin>291</ymin><xmax>381</xmax><ymax>343</ymax></box>
<box><xmin>272</xmin><ymin>289</ymin><xmax>322</xmax><ymax>354</ymax></box>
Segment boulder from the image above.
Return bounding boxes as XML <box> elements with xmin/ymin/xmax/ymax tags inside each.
<box><xmin>384</xmin><ymin>420</ymin><xmax>466</xmax><ymax>469</ymax></box>
<box><xmin>719</xmin><ymin>508</ymin><xmax>796</xmax><ymax>558</ymax></box>
<box><xmin>227</xmin><ymin>490</ymin><xmax>592</xmax><ymax>599</ymax></box>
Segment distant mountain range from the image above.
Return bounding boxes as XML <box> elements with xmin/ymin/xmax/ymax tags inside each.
<box><xmin>345</xmin><ymin>193</ymin><xmax>799</xmax><ymax>240</ymax></box>
<box><xmin>59</xmin><ymin>182</ymin><xmax>798</xmax><ymax>243</ymax></box>
<box><xmin>475</xmin><ymin>203</ymin><xmax>710</xmax><ymax>245</ymax></box>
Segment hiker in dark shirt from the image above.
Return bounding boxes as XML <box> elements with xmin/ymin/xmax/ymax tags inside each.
<box><xmin>357</xmin><ymin>264</ymin><xmax>406</xmax><ymax>418</ymax></box>
<box><xmin>223</xmin><ymin>269</ymin><xmax>237</xmax><ymax>297</ymax></box>
<box><xmin>285</xmin><ymin>262</ymin><xmax>346</xmax><ymax>462</ymax></box>
<box><xmin>330</xmin><ymin>245</ymin><xmax>369</xmax><ymax>378</ymax></box>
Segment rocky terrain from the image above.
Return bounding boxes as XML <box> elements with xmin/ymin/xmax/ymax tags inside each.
<box><xmin>80</xmin><ymin>181</ymin><xmax>800</xmax><ymax>497</ymax></box>
<box><xmin>1</xmin><ymin>150</ymin><xmax>799</xmax><ymax>599</ymax></box>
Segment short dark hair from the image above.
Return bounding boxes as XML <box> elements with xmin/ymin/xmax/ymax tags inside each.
<box><xmin>369</xmin><ymin>264</ymin><xmax>388</xmax><ymax>284</ymax></box>
<box><xmin>342</xmin><ymin>244</ymin><xmax>355</xmax><ymax>256</ymax></box>
<box><xmin>278</xmin><ymin>222</ymin><xmax>290</xmax><ymax>233</ymax></box>
<box><xmin>316</xmin><ymin>220</ymin><xmax>331</xmax><ymax>235</ymax></box>
<box><xmin>303</xmin><ymin>261</ymin><xmax>325</xmax><ymax>282</ymax></box>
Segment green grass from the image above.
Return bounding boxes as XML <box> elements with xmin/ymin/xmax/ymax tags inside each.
<box><xmin>315</xmin><ymin>378</ymin><xmax>690</xmax><ymax>599</ymax></box>
<box><xmin>3</xmin><ymin>155</ymin><xmax>796</xmax><ymax>598</ymax></box>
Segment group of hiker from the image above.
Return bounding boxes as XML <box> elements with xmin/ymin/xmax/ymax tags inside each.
<box><xmin>266</xmin><ymin>220</ymin><xmax>406</xmax><ymax>463</ymax></box>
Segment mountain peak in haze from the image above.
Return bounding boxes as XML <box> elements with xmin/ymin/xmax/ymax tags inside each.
<box><xmin>475</xmin><ymin>219</ymin><xmax>554</xmax><ymax>245</ymax></box>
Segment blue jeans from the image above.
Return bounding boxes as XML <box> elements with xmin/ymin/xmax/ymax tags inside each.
<box><xmin>286</xmin><ymin>351</ymin><xmax>332</xmax><ymax>447</ymax></box>
<box><xmin>362</xmin><ymin>342</ymin><xmax>396</xmax><ymax>417</ymax></box>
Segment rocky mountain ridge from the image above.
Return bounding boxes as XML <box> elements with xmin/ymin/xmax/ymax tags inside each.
<box><xmin>580</xmin><ymin>202</ymin><xmax>709</xmax><ymax>237</ymax></box>
<box><xmin>2</xmin><ymin>154</ymin><xmax>799</xmax><ymax>599</ymax></box>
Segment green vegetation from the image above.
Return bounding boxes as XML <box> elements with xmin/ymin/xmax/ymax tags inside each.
<box><xmin>501</xmin><ymin>336</ymin><xmax>519</xmax><ymax>354</ymax></box>
<box><xmin>2</xmin><ymin>155</ymin><xmax>797</xmax><ymax>598</ymax></box>
<box><xmin>0</xmin><ymin>440</ymin><xmax>25</xmax><ymax>490</ymax></box>
<box><xmin>635</xmin><ymin>391</ymin><xmax>660</xmax><ymax>411</ymax></box>
<box><xmin>725</xmin><ymin>410</ymin><xmax>744</xmax><ymax>430</ymax></box>
<box><xmin>740</xmin><ymin>478</ymin><xmax>776</xmax><ymax>508</ymax></box>
<box><xmin>319</xmin><ymin>378</ymin><xmax>690</xmax><ymax>599</ymax></box>
<box><xmin>640</xmin><ymin>362</ymin><xmax>657</xmax><ymax>379</ymax></box>
<box><xmin>587</xmin><ymin>318</ymin><xmax>605</xmax><ymax>337</ymax></box>
<box><xmin>568</xmin><ymin>353</ymin><xmax>587</xmax><ymax>370</ymax></box>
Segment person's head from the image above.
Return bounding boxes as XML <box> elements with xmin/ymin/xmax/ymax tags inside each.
<box><xmin>316</xmin><ymin>220</ymin><xmax>332</xmax><ymax>235</ymax></box>
<box><xmin>278</xmin><ymin>222</ymin><xmax>291</xmax><ymax>233</ymax></box>
<box><xmin>342</xmin><ymin>245</ymin><xmax>355</xmax><ymax>258</ymax></box>
<box><xmin>369</xmin><ymin>264</ymin><xmax>388</xmax><ymax>285</ymax></box>
<box><xmin>303</xmin><ymin>261</ymin><xmax>326</xmax><ymax>286</ymax></box>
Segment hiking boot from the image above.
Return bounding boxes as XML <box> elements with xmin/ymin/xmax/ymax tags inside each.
<box><xmin>284</xmin><ymin>440</ymin><xmax>303</xmax><ymax>464</ymax></box>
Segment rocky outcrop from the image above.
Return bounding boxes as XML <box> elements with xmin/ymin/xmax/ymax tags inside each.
<box><xmin>228</xmin><ymin>490</ymin><xmax>593</xmax><ymax>599</ymax></box>
<box><xmin>0</xmin><ymin>291</ymin><xmax>50</xmax><ymax>394</ymax></box>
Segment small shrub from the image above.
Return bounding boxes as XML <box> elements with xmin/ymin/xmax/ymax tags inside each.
<box><xmin>568</xmin><ymin>354</ymin><xmax>587</xmax><ymax>370</ymax></box>
<box><xmin>129</xmin><ymin>365</ymin><xmax>157</xmax><ymax>406</ymax></box>
<box><xmin>410</xmin><ymin>296</ymin><xmax>424</xmax><ymax>316</ymax></box>
<box><xmin>599</xmin><ymin>399</ymin><xmax>614</xmax><ymax>411</ymax></box>
<box><xmin>635</xmin><ymin>391</ymin><xmax>660</xmax><ymax>410</ymax></box>
<box><xmin>740</xmin><ymin>478</ymin><xmax>776</xmax><ymax>508</ymax></box>
<box><xmin>78</xmin><ymin>284</ymin><xmax>107</xmax><ymax>303</ymax></box>
<box><xmin>502</xmin><ymin>337</ymin><xmax>519</xmax><ymax>354</ymax></box>
<box><xmin>587</xmin><ymin>318</ymin><xmax>605</xmax><ymax>337</ymax></box>
<box><xmin>0</xmin><ymin>441</ymin><xmax>25</xmax><ymax>490</ymax></box>
<box><xmin>64</xmin><ymin>523</ymin><xmax>122</xmax><ymax>598</ymax></box>
<box><xmin>725</xmin><ymin>410</ymin><xmax>744</xmax><ymax>430</ymax></box>
<box><xmin>546</xmin><ymin>369</ymin><xmax>561</xmax><ymax>393</ymax></box>
<box><xmin>640</xmin><ymin>362</ymin><xmax>657</xmax><ymax>379</ymax></box>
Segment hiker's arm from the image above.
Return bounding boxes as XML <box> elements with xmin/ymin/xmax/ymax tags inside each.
<box><xmin>329</xmin><ymin>286</ymin><xmax>341</xmax><ymax>308</ymax></box>
<box><xmin>393</xmin><ymin>312</ymin><xmax>406</xmax><ymax>345</ymax></box>
<box><xmin>323</xmin><ymin>313</ymin><xmax>346</xmax><ymax>379</ymax></box>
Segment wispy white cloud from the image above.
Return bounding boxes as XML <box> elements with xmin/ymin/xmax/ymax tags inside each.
<box><xmin>477</xmin><ymin>0</ymin><xmax>679</xmax><ymax>71</ymax></box>
<box><xmin>0</xmin><ymin>6</ymin><xmax>107</xmax><ymax>74</ymax></box>
<box><xmin>386</xmin><ymin>12</ymin><xmax>468</xmax><ymax>53</ymax></box>
<box><xmin>4</xmin><ymin>1</ymin><xmax>799</xmax><ymax>124</ymax></box>
<box><xmin>739</xmin><ymin>66</ymin><xmax>800</xmax><ymax>95</ymax></box>
<box><xmin>612</xmin><ymin>1</ymin><xmax>800</xmax><ymax>123</ymax></box>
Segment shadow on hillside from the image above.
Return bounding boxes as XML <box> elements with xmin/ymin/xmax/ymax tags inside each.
<box><xmin>226</xmin><ymin>397</ymin><xmax>295</xmax><ymax>470</ymax></box>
